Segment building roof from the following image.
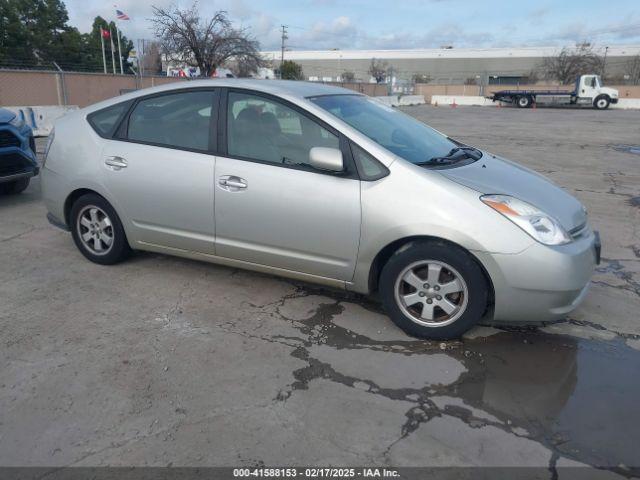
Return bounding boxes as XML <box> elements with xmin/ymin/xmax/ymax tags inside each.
<box><xmin>262</xmin><ymin>45</ymin><xmax>640</xmax><ymax>61</ymax></box>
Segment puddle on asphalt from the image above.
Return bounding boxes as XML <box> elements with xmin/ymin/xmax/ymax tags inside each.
<box><xmin>612</xmin><ymin>144</ymin><xmax>640</xmax><ymax>155</ymax></box>
<box><xmin>277</xmin><ymin>298</ymin><xmax>640</xmax><ymax>473</ymax></box>
<box><xmin>458</xmin><ymin>332</ymin><xmax>640</xmax><ymax>471</ymax></box>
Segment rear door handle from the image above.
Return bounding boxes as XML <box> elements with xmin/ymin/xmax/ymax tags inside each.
<box><xmin>218</xmin><ymin>175</ymin><xmax>247</xmax><ymax>191</ymax></box>
<box><xmin>105</xmin><ymin>156</ymin><xmax>128</xmax><ymax>170</ymax></box>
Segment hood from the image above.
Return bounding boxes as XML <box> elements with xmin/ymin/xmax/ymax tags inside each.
<box><xmin>0</xmin><ymin>108</ymin><xmax>17</xmax><ymax>124</ymax></box>
<box><xmin>438</xmin><ymin>154</ymin><xmax>586</xmax><ymax>231</ymax></box>
<box><xmin>601</xmin><ymin>87</ymin><xmax>618</xmax><ymax>97</ymax></box>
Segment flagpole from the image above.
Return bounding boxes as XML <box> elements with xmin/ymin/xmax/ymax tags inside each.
<box><xmin>110</xmin><ymin>28</ymin><xmax>116</xmax><ymax>74</ymax></box>
<box><xmin>100</xmin><ymin>28</ymin><xmax>107</xmax><ymax>74</ymax></box>
<box><xmin>116</xmin><ymin>23</ymin><xmax>124</xmax><ymax>74</ymax></box>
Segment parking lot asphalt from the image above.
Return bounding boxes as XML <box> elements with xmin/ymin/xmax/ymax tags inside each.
<box><xmin>1</xmin><ymin>106</ymin><xmax>639</xmax><ymax>473</ymax></box>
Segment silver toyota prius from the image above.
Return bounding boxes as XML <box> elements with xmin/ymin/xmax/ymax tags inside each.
<box><xmin>41</xmin><ymin>79</ymin><xmax>600</xmax><ymax>339</ymax></box>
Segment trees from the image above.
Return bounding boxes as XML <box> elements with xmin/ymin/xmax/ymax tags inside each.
<box><xmin>341</xmin><ymin>71</ymin><xmax>355</xmax><ymax>82</ymax></box>
<box><xmin>541</xmin><ymin>44</ymin><xmax>604</xmax><ymax>84</ymax></box>
<box><xmin>624</xmin><ymin>55</ymin><xmax>640</xmax><ymax>85</ymax></box>
<box><xmin>232</xmin><ymin>53</ymin><xmax>264</xmax><ymax>77</ymax></box>
<box><xmin>279</xmin><ymin>60</ymin><xmax>304</xmax><ymax>80</ymax></box>
<box><xmin>368</xmin><ymin>58</ymin><xmax>389</xmax><ymax>83</ymax></box>
<box><xmin>0</xmin><ymin>0</ymin><xmax>82</xmax><ymax>67</ymax></box>
<box><xmin>411</xmin><ymin>73</ymin><xmax>431</xmax><ymax>84</ymax></box>
<box><xmin>151</xmin><ymin>4</ymin><xmax>262</xmax><ymax>78</ymax></box>
<box><xmin>84</xmin><ymin>17</ymin><xmax>134</xmax><ymax>73</ymax></box>
<box><xmin>0</xmin><ymin>1</ymin><xmax>134</xmax><ymax>73</ymax></box>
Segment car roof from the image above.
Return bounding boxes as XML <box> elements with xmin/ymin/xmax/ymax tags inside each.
<box><xmin>85</xmin><ymin>79</ymin><xmax>361</xmax><ymax>113</ymax></box>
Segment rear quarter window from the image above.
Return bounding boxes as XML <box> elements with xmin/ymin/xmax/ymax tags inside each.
<box><xmin>87</xmin><ymin>102</ymin><xmax>129</xmax><ymax>138</ymax></box>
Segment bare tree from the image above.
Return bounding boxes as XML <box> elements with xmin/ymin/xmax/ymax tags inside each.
<box><xmin>341</xmin><ymin>71</ymin><xmax>355</xmax><ymax>82</ymax></box>
<box><xmin>140</xmin><ymin>41</ymin><xmax>163</xmax><ymax>75</ymax></box>
<box><xmin>541</xmin><ymin>44</ymin><xmax>604</xmax><ymax>84</ymax></box>
<box><xmin>150</xmin><ymin>3</ymin><xmax>262</xmax><ymax>77</ymax></box>
<box><xmin>624</xmin><ymin>55</ymin><xmax>640</xmax><ymax>85</ymax></box>
<box><xmin>231</xmin><ymin>54</ymin><xmax>264</xmax><ymax>77</ymax></box>
<box><xmin>368</xmin><ymin>58</ymin><xmax>388</xmax><ymax>83</ymax></box>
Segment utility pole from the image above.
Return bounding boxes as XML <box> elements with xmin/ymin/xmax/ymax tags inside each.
<box><xmin>280</xmin><ymin>25</ymin><xmax>288</xmax><ymax>79</ymax></box>
<box><xmin>602</xmin><ymin>46</ymin><xmax>609</xmax><ymax>80</ymax></box>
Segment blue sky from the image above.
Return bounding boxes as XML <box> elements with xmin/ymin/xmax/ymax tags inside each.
<box><xmin>65</xmin><ymin>0</ymin><xmax>640</xmax><ymax>50</ymax></box>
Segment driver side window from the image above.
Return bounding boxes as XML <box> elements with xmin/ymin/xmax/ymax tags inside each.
<box><xmin>227</xmin><ymin>92</ymin><xmax>339</xmax><ymax>166</ymax></box>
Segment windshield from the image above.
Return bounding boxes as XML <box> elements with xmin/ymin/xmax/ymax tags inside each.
<box><xmin>309</xmin><ymin>94</ymin><xmax>460</xmax><ymax>165</ymax></box>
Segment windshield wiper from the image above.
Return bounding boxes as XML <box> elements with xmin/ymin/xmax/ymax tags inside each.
<box><xmin>417</xmin><ymin>146</ymin><xmax>482</xmax><ymax>166</ymax></box>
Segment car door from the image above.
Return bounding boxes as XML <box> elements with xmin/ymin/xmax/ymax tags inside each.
<box><xmin>101</xmin><ymin>89</ymin><xmax>218</xmax><ymax>254</ymax></box>
<box><xmin>214</xmin><ymin>89</ymin><xmax>361</xmax><ymax>281</ymax></box>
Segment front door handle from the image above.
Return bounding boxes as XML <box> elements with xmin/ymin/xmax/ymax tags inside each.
<box><xmin>218</xmin><ymin>175</ymin><xmax>247</xmax><ymax>191</ymax></box>
<box><xmin>105</xmin><ymin>156</ymin><xmax>128</xmax><ymax>170</ymax></box>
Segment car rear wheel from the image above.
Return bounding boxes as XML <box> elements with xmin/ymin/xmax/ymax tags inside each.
<box><xmin>379</xmin><ymin>241</ymin><xmax>489</xmax><ymax>339</ymax></box>
<box><xmin>594</xmin><ymin>95</ymin><xmax>610</xmax><ymax>110</ymax></box>
<box><xmin>0</xmin><ymin>178</ymin><xmax>30</xmax><ymax>194</ymax></box>
<box><xmin>70</xmin><ymin>193</ymin><xmax>131</xmax><ymax>265</ymax></box>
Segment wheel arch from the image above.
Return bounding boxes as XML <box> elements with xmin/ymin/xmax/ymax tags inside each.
<box><xmin>64</xmin><ymin>188</ymin><xmax>103</xmax><ymax>226</ymax></box>
<box><xmin>367</xmin><ymin>235</ymin><xmax>495</xmax><ymax>310</ymax></box>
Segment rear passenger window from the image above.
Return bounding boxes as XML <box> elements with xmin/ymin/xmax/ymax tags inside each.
<box><xmin>88</xmin><ymin>102</ymin><xmax>129</xmax><ymax>137</ymax></box>
<box><xmin>127</xmin><ymin>91</ymin><xmax>215</xmax><ymax>151</ymax></box>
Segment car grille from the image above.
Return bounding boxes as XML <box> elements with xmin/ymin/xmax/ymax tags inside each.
<box><xmin>0</xmin><ymin>153</ymin><xmax>32</xmax><ymax>176</ymax></box>
<box><xmin>0</xmin><ymin>130</ymin><xmax>21</xmax><ymax>148</ymax></box>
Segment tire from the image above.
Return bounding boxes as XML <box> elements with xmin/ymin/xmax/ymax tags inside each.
<box><xmin>0</xmin><ymin>177</ymin><xmax>30</xmax><ymax>194</ymax></box>
<box><xmin>594</xmin><ymin>95</ymin><xmax>610</xmax><ymax>110</ymax></box>
<box><xmin>379</xmin><ymin>240</ymin><xmax>488</xmax><ymax>340</ymax></box>
<box><xmin>516</xmin><ymin>95</ymin><xmax>531</xmax><ymax>108</ymax></box>
<box><xmin>70</xmin><ymin>193</ymin><xmax>131</xmax><ymax>265</ymax></box>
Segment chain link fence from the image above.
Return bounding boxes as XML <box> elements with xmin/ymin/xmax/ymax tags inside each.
<box><xmin>0</xmin><ymin>69</ymin><xmax>185</xmax><ymax>107</ymax></box>
<box><xmin>3</xmin><ymin>67</ymin><xmax>640</xmax><ymax>108</ymax></box>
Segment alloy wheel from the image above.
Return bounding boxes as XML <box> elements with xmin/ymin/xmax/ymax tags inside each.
<box><xmin>76</xmin><ymin>205</ymin><xmax>114</xmax><ymax>255</ymax></box>
<box><xmin>394</xmin><ymin>260</ymin><xmax>469</xmax><ymax>327</ymax></box>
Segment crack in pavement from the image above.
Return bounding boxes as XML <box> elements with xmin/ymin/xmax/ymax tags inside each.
<box><xmin>209</xmin><ymin>282</ymin><xmax>640</xmax><ymax>476</ymax></box>
<box><xmin>595</xmin><ymin>258</ymin><xmax>640</xmax><ymax>298</ymax></box>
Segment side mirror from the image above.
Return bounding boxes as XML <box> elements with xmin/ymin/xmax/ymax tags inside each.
<box><xmin>309</xmin><ymin>147</ymin><xmax>344</xmax><ymax>172</ymax></box>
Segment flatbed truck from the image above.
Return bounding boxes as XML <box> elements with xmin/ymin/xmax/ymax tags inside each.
<box><xmin>488</xmin><ymin>74</ymin><xmax>619</xmax><ymax>109</ymax></box>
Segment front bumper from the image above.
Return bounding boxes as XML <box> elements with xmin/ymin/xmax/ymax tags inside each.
<box><xmin>0</xmin><ymin>125</ymin><xmax>38</xmax><ymax>182</ymax></box>
<box><xmin>474</xmin><ymin>229</ymin><xmax>599</xmax><ymax>323</ymax></box>
<box><xmin>611</xmin><ymin>98</ymin><xmax>619</xmax><ymax>104</ymax></box>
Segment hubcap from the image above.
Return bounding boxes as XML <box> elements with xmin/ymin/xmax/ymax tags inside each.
<box><xmin>597</xmin><ymin>99</ymin><xmax>607</xmax><ymax>108</ymax></box>
<box><xmin>77</xmin><ymin>205</ymin><xmax>114</xmax><ymax>255</ymax></box>
<box><xmin>394</xmin><ymin>260</ymin><xmax>468</xmax><ymax>327</ymax></box>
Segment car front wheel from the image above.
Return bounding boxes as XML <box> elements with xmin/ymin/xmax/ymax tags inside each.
<box><xmin>70</xmin><ymin>193</ymin><xmax>131</xmax><ymax>265</ymax></box>
<box><xmin>379</xmin><ymin>241</ymin><xmax>489</xmax><ymax>340</ymax></box>
<box><xmin>594</xmin><ymin>95</ymin><xmax>610</xmax><ymax>110</ymax></box>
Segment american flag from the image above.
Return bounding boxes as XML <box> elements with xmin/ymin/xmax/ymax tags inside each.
<box><xmin>115</xmin><ymin>9</ymin><xmax>130</xmax><ymax>20</ymax></box>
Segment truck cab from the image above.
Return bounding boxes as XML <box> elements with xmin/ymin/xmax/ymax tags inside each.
<box><xmin>575</xmin><ymin>75</ymin><xmax>619</xmax><ymax>109</ymax></box>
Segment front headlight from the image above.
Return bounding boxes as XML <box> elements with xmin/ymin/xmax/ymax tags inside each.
<box><xmin>481</xmin><ymin>194</ymin><xmax>572</xmax><ymax>245</ymax></box>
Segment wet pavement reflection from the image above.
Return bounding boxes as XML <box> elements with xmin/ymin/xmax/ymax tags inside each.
<box><xmin>459</xmin><ymin>332</ymin><xmax>639</xmax><ymax>471</ymax></box>
<box><xmin>271</xmin><ymin>292</ymin><xmax>640</xmax><ymax>474</ymax></box>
